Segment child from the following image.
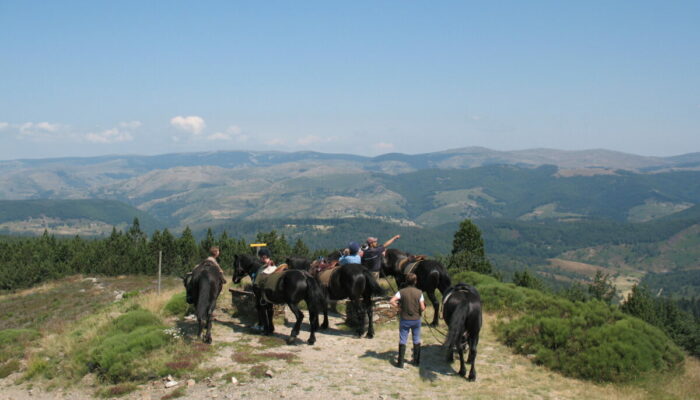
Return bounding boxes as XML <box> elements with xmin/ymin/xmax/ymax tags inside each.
<box><xmin>389</xmin><ymin>272</ymin><xmax>426</xmax><ymax>367</ymax></box>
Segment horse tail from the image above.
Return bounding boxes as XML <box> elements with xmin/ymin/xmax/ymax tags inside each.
<box><xmin>443</xmin><ymin>298</ymin><xmax>470</xmax><ymax>351</ymax></box>
<box><xmin>195</xmin><ymin>272</ymin><xmax>213</xmax><ymax>322</ymax></box>
<box><xmin>304</xmin><ymin>273</ymin><xmax>326</xmax><ymax>315</ymax></box>
<box><xmin>362</xmin><ymin>269</ymin><xmax>385</xmax><ymax>297</ymax></box>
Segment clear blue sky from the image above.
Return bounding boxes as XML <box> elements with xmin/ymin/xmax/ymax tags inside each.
<box><xmin>1</xmin><ymin>1</ymin><xmax>698</xmax><ymax>160</ymax></box>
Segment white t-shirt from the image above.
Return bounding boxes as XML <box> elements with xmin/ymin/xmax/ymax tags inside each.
<box><xmin>393</xmin><ymin>291</ymin><xmax>424</xmax><ymax>302</ymax></box>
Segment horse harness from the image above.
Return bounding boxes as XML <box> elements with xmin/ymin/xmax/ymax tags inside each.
<box><xmin>396</xmin><ymin>255</ymin><xmax>427</xmax><ymax>276</ymax></box>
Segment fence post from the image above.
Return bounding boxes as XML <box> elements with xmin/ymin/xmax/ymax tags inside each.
<box><xmin>158</xmin><ymin>250</ymin><xmax>162</xmax><ymax>295</ymax></box>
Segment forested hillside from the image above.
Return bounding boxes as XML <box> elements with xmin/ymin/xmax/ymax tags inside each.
<box><xmin>0</xmin><ymin>199</ymin><xmax>163</xmax><ymax>236</ymax></box>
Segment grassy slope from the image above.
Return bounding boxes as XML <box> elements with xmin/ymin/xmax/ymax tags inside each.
<box><xmin>1</xmin><ymin>275</ymin><xmax>698</xmax><ymax>399</ymax></box>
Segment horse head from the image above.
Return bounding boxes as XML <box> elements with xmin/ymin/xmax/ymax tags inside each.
<box><xmin>233</xmin><ymin>254</ymin><xmax>261</xmax><ymax>283</ymax></box>
<box><xmin>382</xmin><ymin>248</ymin><xmax>408</xmax><ymax>277</ymax></box>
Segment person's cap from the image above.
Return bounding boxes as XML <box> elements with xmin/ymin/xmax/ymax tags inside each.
<box><xmin>348</xmin><ymin>241</ymin><xmax>360</xmax><ymax>254</ymax></box>
<box><xmin>366</xmin><ymin>237</ymin><xmax>378</xmax><ymax>244</ymax></box>
<box><xmin>258</xmin><ymin>248</ymin><xmax>271</xmax><ymax>257</ymax></box>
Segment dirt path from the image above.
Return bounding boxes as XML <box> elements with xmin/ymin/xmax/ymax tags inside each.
<box><xmin>4</xmin><ymin>293</ymin><xmax>685</xmax><ymax>400</ymax></box>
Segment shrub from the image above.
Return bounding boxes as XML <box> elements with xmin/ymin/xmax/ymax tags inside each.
<box><xmin>163</xmin><ymin>292</ymin><xmax>190</xmax><ymax>317</ymax></box>
<box><xmin>88</xmin><ymin>309</ymin><xmax>171</xmax><ymax>383</ymax></box>
<box><xmin>453</xmin><ymin>270</ymin><xmax>684</xmax><ymax>383</ymax></box>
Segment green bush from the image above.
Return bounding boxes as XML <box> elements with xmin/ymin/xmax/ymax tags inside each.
<box><xmin>163</xmin><ymin>292</ymin><xmax>190</xmax><ymax>317</ymax></box>
<box><xmin>451</xmin><ymin>270</ymin><xmax>684</xmax><ymax>383</ymax></box>
<box><xmin>88</xmin><ymin>309</ymin><xmax>170</xmax><ymax>383</ymax></box>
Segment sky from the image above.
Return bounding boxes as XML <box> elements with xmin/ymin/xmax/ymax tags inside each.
<box><xmin>1</xmin><ymin>1</ymin><xmax>698</xmax><ymax>160</ymax></box>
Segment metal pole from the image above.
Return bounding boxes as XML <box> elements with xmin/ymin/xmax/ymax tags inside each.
<box><xmin>158</xmin><ymin>250</ymin><xmax>162</xmax><ymax>295</ymax></box>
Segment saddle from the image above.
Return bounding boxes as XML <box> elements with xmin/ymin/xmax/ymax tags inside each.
<box><xmin>254</xmin><ymin>264</ymin><xmax>288</xmax><ymax>305</ymax></box>
<box><xmin>401</xmin><ymin>255</ymin><xmax>427</xmax><ymax>275</ymax></box>
<box><xmin>316</xmin><ymin>266</ymin><xmax>339</xmax><ymax>288</ymax></box>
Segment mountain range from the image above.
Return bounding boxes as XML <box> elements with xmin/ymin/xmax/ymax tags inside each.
<box><xmin>2</xmin><ymin>147</ymin><xmax>700</xmax><ymax>231</ymax></box>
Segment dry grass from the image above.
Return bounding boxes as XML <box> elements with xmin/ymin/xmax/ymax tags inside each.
<box><xmin>548</xmin><ymin>258</ymin><xmax>612</xmax><ymax>277</ymax></box>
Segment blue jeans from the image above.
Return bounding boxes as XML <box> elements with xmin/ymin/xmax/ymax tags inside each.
<box><xmin>399</xmin><ymin>319</ymin><xmax>421</xmax><ymax>345</ymax></box>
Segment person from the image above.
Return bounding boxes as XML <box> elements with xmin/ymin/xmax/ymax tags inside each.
<box><xmin>186</xmin><ymin>246</ymin><xmax>226</xmax><ymax>304</ymax></box>
<box><xmin>258</xmin><ymin>247</ymin><xmax>278</xmax><ymax>274</ymax></box>
<box><xmin>361</xmin><ymin>234</ymin><xmax>400</xmax><ymax>280</ymax></box>
<box><xmin>389</xmin><ymin>272</ymin><xmax>425</xmax><ymax>368</ymax></box>
<box><xmin>339</xmin><ymin>241</ymin><xmax>362</xmax><ymax>265</ymax></box>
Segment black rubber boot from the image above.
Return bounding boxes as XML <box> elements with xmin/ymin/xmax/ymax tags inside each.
<box><xmin>396</xmin><ymin>344</ymin><xmax>406</xmax><ymax>368</ymax></box>
<box><xmin>411</xmin><ymin>343</ymin><xmax>421</xmax><ymax>366</ymax></box>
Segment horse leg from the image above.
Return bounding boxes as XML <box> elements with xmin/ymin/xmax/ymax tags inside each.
<box><xmin>457</xmin><ymin>343</ymin><xmax>467</xmax><ymax>377</ymax></box>
<box><xmin>287</xmin><ymin>303</ymin><xmax>303</xmax><ymax>345</ymax></box>
<box><xmin>265</xmin><ymin>304</ymin><xmax>275</xmax><ymax>335</ymax></box>
<box><xmin>204</xmin><ymin>312</ymin><xmax>213</xmax><ymax>344</ymax></box>
<box><xmin>307</xmin><ymin>304</ymin><xmax>318</xmax><ymax>345</ymax></box>
<box><xmin>364</xmin><ymin>295</ymin><xmax>374</xmax><ymax>339</ymax></box>
<box><xmin>467</xmin><ymin>334</ymin><xmax>479</xmax><ymax>381</ymax></box>
<box><xmin>320</xmin><ymin>290</ymin><xmax>329</xmax><ymax>330</ymax></box>
<box><xmin>353</xmin><ymin>299</ymin><xmax>365</xmax><ymax>338</ymax></box>
<box><xmin>427</xmin><ymin>290</ymin><xmax>440</xmax><ymax>327</ymax></box>
<box><xmin>197</xmin><ymin>317</ymin><xmax>204</xmax><ymax>340</ymax></box>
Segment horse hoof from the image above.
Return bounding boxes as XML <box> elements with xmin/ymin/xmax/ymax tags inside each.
<box><xmin>365</xmin><ymin>333</ymin><xmax>374</xmax><ymax>339</ymax></box>
<box><xmin>307</xmin><ymin>337</ymin><xmax>316</xmax><ymax>345</ymax></box>
<box><xmin>429</xmin><ymin>322</ymin><xmax>438</xmax><ymax>328</ymax></box>
<box><xmin>458</xmin><ymin>369</ymin><xmax>466</xmax><ymax>377</ymax></box>
<box><xmin>468</xmin><ymin>375</ymin><xmax>476</xmax><ymax>382</ymax></box>
<box><xmin>286</xmin><ymin>337</ymin><xmax>296</xmax><ymax>345</ymax></box>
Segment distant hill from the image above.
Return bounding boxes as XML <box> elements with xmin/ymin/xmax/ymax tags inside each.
<box><xmin>2</xmin><ymin>148</ymin><xmax>700</xmax><ymax>229</ymax></box>
<box><xmin>0</xmin><ymin>199</ymin><xmax>163</xmax><ymax>236</ymax></box>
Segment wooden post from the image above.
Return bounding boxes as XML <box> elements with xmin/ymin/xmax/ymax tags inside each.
<box><xmin>158</xmin><ymin>250</ymin><xmax>162</xmax><ymax>295</ymax></box>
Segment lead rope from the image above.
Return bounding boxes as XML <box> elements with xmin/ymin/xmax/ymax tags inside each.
<box><xmin>383</xmin><ymin>274</ymin><xmax>447</xmax><ymax>343</ymax></box>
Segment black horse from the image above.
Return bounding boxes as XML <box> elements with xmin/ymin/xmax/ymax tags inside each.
<box><xmin>286</xmin><ymin>256</ymin><xmax>312</xmax><ymax>271</ymax></box>
<box><xmin>232</xmin><ymin>254</ymin><xmax>325</xmax><ymax>345</ymax></box>
<box><xmin>183</xmin><ymin>261</ymin><xmax>224</xmax><ymax>344</ymax></box>
<box><xmin>442</xmin><ymin>283</ymin><xmax>482</xmax><ymax>381</ymax></box>
<box><xmin>314</xmin><ymin>262</ymin><xmax>385</xmax><ymax>338</ymax></box>
<box><xmin>382</xmin><ymin>248</ymin><xmax>452</xmax><ymax>326</ymax></box>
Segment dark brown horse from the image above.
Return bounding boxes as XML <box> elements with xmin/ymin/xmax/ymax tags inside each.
<box><xmin>183</xmin><ymin>261</ymin><xmax>224</xmax><ymax>343</ymax></box>
<box><xmin>310</xmin><ymin>258</ymin><xmax>385</xmax><ymax>338</ymax></box>
<box><xmin>232</xmin><ymin>254</ymin><xmax>325</xmax><ymax>345</ymax></box>
<box><xmin>382</xmin><ymin>248</ymin><xmax>451</xmax><ymax>326</ymax></box>
<box><xmin>443</xmin><ymin>283</ymin><xmax>482</xmax><ymax>381</ymax></box>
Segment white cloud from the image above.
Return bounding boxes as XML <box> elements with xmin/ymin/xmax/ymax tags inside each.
<box><xmin>85</xmin><ymin>128</ymin><xmax>134</xmax><ymax>144</ymax></box>
<box><xmin>207</xmin><ymin>125</ymin><xmax>248</xmax><ymax>142</ymax></box>
<box><xmin>18</xmin><ymin>122</ymin><xmax>62</xmax><ymax>135</ymax></box>
<box><xmin>119</xmin><ymin>120</ymin><xmax>142</xmax><ymax>129</ymax></box>
<box><xmin>0</xmin><ymin>122</ymin><xmax>8</xmax><ymax>130</ymax></box>
<box><xmin>170</xmin><ymin>115</ymin><xmax>205</xmax><ymax>135</ymax></box>
<box><xmin>375</xmin><ymin>142</ymin><xmax>395</xmax><ymax>151</ymax></box>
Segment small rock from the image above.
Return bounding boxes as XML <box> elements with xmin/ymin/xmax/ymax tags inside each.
<box><xmin>165</xmin><ymin>381</ymin><xmax>179</xmax><ymax>388</ymax></box>
<box><xmin>166</xmin><ymin>374</ymin><xmax>174</xmax><ymax>381</ymax></box>
<box><xmin>265</xmin><ymin>369</ymin><xmax>273</xmax><ymax>378</ymax></box>
<box><xmin>230</xmin><ymin>377</ymin><xmax>238</xmax><ymax>385</ymax></box>
<box><xmin>211</xmin><ymin>394</ymin><xmax>219</xmax><ymax>399</ymax></box>
<box><xmin>187</xmin><ymin>379</ymin><xmax>196</xmax><ymax>387</ymax></box>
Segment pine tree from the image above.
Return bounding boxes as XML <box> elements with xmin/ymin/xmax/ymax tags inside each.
<box><xmin>450</xmin><ymin>219</ymin><xmax>492</xmax><ymax>274</ymax></box>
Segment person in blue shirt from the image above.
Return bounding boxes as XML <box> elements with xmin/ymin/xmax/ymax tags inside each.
<box><xmin>339</xmin><ymin>241</ymin><xmax>362</xmax><ymax>265</ymax></box>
